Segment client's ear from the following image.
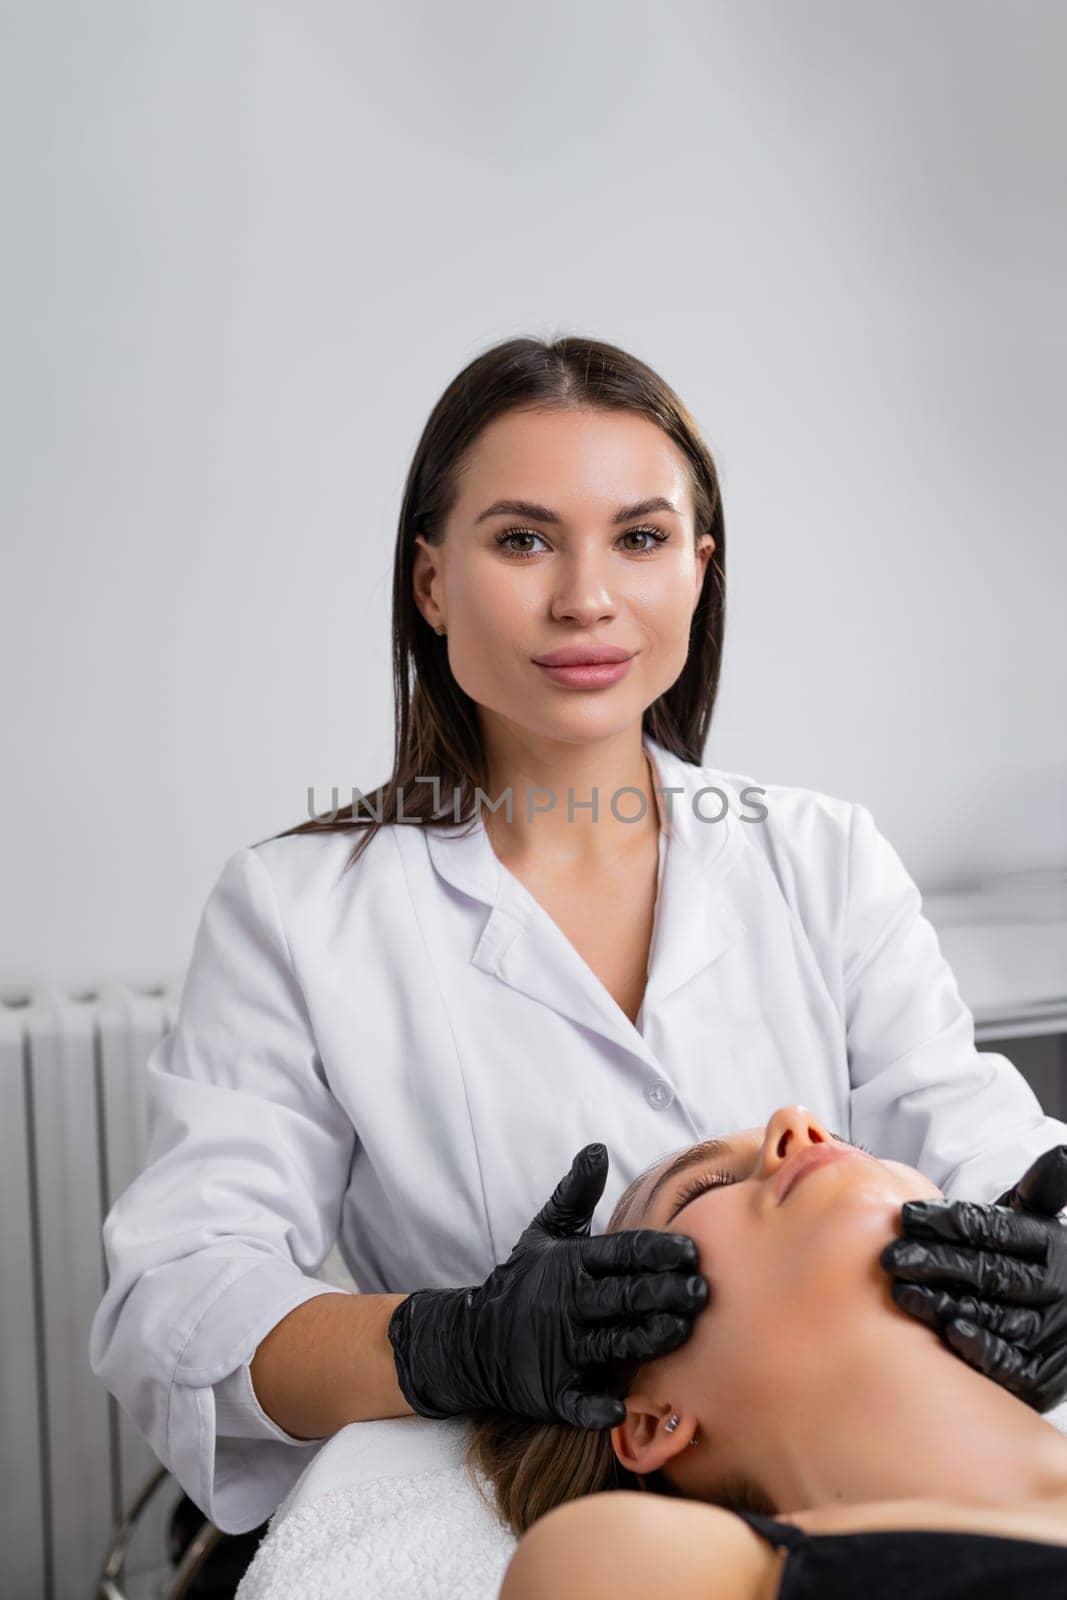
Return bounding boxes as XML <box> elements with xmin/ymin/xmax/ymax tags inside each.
<box><xmin>610</xmin><ymin>1391</ymin><xmax>699</xmax><ymax>1474</ymax></box>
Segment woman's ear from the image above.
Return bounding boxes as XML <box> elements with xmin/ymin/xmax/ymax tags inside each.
<box><xmin>610</xmin><ymin>1391</ymin><xmax>700</xmax><ymax>1474</ymax></box>
<box><xmin>412</xmin><ymin>535</ymin><xmax>445</xmax><ymax>632</ymax></box>
<box><xmin>694</xmin><ymin>532</ymin><xmax>715</xmax><ymax>596</ymax></box>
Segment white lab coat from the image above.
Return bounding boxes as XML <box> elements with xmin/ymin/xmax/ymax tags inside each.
<box><xmin>88</xmin><ymin>733</ymin><xmax>1067</xmax><ymax>1534</ymax></box>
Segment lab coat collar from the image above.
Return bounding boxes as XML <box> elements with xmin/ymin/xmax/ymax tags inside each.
<box><xmin>423</xmin><ymin>734</ymin><xmax>746</xmax><ymax>1058</ymax></box>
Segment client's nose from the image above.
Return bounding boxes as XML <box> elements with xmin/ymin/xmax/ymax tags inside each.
<box><xmin>759</xmin><ymin>1105</ymin><xmax>833</xmax><ymax>1178</ymax></box>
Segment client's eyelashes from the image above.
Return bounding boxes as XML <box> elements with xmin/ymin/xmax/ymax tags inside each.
<box><xmin>672</xmin><ymin>1170</ymin><xmax>737</xmax><ymax>1212</ymax></box>
<box><xmin>830</xmin><ymin>1132</ymin><xmax>874</xmax><ymax>1154</ymax></box>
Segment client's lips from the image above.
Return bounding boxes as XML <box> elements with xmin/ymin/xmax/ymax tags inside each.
<box><xmin>775</xmin><ymin>1142</ymin><xmax>869</xmax><ymax>1205</ymax></box>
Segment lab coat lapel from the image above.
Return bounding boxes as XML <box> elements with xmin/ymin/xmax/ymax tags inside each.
<box><xmin>638</xmin><ymin>733</ymin><xmax>747</xmax><ymax>1011</ymax></box>
<box><xmin>425</xmin><ymin>816</ymin><xmax>637</xmax><ymax>1049</ymax></box>
<box><xmin>643</xmin><ymin>810</ymin><xmax>745</xmax><ymax>1011</ymax></box>
<box><xmin>423</xmin><ymin>735</ymin><xmax>746</xmax><ymax>1061</ymax></box>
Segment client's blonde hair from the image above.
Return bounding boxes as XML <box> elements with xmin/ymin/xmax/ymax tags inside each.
<box><xmin>465</xmin><ymin>1168</ymin><xmax>775</xmax><ymax>1536</ymax></box>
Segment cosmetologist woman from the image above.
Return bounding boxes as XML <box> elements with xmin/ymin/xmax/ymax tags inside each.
<box><xmin>89</xmin><ymin>335</ymin><xmax>1067</xmax><ymax>1536</ymax></box>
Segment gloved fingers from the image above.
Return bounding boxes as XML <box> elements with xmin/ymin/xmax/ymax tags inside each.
<box><xmin>890</xmin><ymin>1281</ymin><xmax>1043</xmax><ymax>1345</ymax></box>
<box><xmin>900</xmin><ymin>1198</ymin><xmax>1051</xmax><ymax>1261</ymax></box>
<box><xmin>530</xmin><ymin>1143</ymin><xmax>610</xmax><ymax>1238</ymax></box>
<box><xmin>556</xmin><ymin>1384</ymin><xmax>627</xmax><ymax>1431</ymax></box>
<box><xmin>571</xmin><ymin>1264</ymin><xmax>708</xmax><ymax>1323</ymax></box>
<box><xmin>580</xmin><ymin>1227</ymin><xmax>700</xmax><ymax>1277</ymax></box>
<box><xmin>880</xmin><ymin>1237</ymin><xmax>1051</xmax><ymax>1303</ymax></box>
<box><xmin>942</xmin><ymin>1317</ymin><xmax>1041</xmax><ymax>1398</ymax></box>
<box><xmin>1030</xmin><ymin>1349</ymin><xmax>1067</xmax><ymax>1413</ymax></box>
<box><xmin>994</xmin><ymin>1145</ymin><xmax>1067</xmax><ymax>1215</ymax></box>
<box><xmin>889</xmin><ymin>1280</ymin><xmax>945</xmax><ymax>1336</ymax></box>
<box><xmin>576</xmin><ymin>1312</ymin><xmax>695</xmax><ymax>1371</ymax></box>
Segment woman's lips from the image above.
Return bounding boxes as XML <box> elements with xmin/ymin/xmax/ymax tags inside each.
<box><xmin>535</xmin><ymin>657</ymin><xmax>634</xmax><ymax>688</ymax></box>
<box><xmin>775</xmin><ymin>1142</ymin><xmax>869</xmax><ymax>1205</ymax></box>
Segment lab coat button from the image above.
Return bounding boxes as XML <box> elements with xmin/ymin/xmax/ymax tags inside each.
<box><xmin>646</xmin><ymin>1080</ymin><xmax>673</xmax><ymax>1110</ymax></box>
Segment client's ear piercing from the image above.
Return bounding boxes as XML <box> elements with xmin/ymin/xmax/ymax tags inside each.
<box><xmin>435</xmin><ymin>624</ymin><xmax>446</xmax><ymax>636</ymax></box>
<box><xmin>664</xmin><ymin>1413</ymin><xmax>699</xmax><ymax>1446</ymax></box>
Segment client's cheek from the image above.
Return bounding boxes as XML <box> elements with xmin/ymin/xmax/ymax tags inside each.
<box><xmin>700</xmin><ymin>1294</ymin><xmax>797</xmax><ymax>1416</ymax></box>
<box><xmin>692</xmin><ymin>1253</ymin><xmax>782</xmax><ymax>1366</ymax></box>
<box><xmin>881</xmin><ymin>1162</ymin><xmax>942</xmax><ymax>1202</ymax></box>
<box><xmin>775</xmin><ymin>1196</ymin><xmax>913</xmax><ymax>1305</ymax></box>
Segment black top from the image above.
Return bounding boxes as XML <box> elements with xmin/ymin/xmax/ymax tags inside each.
<box><xmin>731</xmin><ymin>1508</ymin><xmax>1067</xmax><ymax>1599</ymax></box>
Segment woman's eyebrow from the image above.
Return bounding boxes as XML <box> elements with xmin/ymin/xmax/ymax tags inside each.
<box><xmin>474</xmin><ymin>496</ymin><xmax>681</xmax><ymax>526</ymax></box>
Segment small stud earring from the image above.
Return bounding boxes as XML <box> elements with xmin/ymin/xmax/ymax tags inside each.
<box><xmin>664</xmin><ymin>1413</ymin><xmax>698</xmax><ymax>1446</ymax></box>
<box><xmin>436</xmin><ymin>624</ymin><xmax>446</xmax><ymax>636</ymax></box>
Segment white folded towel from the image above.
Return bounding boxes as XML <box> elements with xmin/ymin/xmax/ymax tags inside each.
<box><xmin>234</xmin><ymin>1399</ymin><xmax>1067</xmax><ymax>1599</ymax></box>
<box><xmin>234</xmin><ymin>1415</ymin><xmax>519</xmax><ymax>1600</ymax></box>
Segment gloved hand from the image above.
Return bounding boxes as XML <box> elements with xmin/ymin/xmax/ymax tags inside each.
<box><xmin>387</xmin><ymin>1141</ymin><xmax>709</xmax><ymax>1429</ymax></box>
<box><xmin>880</xmin><ymin>1145</ymin><xmax>1067</xmax><ymax>1411</ymax></box>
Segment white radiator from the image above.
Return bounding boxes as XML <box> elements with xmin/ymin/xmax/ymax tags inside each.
<box><xmin>1</xmin><ymin>982</ymin><xmax>187</xmax><ymax>1600</ymax></box>
<box><xmin>1</xmin><ymin>979</ymin><xmax>358</xmax><ymax>1600</ymax></box>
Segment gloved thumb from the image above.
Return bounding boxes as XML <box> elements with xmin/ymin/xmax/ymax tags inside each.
<box><xmin>994</xmin><ymin>1145</ymin><xmax>1067</xmax><ymax>1216</ymax></box>
<box><xmin>531</xmin><ymin>1143</ymin><xmax>610</xmax><ymax>1239</ymax></box>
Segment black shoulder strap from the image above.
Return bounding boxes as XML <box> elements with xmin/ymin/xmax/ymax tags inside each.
<box><xmin>729</xmin><ymin>1509</ymin><xmax>808</xmax><ymax>1552</ymax></box>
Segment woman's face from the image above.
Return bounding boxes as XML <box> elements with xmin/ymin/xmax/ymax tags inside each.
<box><xmin>413</xmin><ymin>405</ymin><xmax>714</xmax><ymax>746</ymax></box>
<box><xmin>617</xmin><ymin>1104</ymin><xmax>943</xmax><ymax>1475</ymax></box>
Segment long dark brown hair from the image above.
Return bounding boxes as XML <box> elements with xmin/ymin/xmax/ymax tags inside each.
<box><xmin>464</xmin><ymin>1166</ymin><xmax>775</xmax><ymax>1538</ymax></box>
<box><xmin>263</xmin><ymin>333</ymin><xmax>727</xmax><ymax>867</ymax></box>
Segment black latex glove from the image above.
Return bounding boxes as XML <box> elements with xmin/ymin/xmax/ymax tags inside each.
<box><xmin>880</xmin><ymin>1145</ymin><xmax>1067</xmax><ymax>1411</ymax></box>
<box><xmin>387</xmin><ymin>1141</ymin><xmax>709</xmax><ymax>1429</ymax></box>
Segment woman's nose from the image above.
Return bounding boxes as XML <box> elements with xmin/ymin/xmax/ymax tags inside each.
<box><xmin>547</xmin><ymin>546</ymin><xmax>627</xmax><ymax>622</ymax></box>
<box><xmin>758</xmin><ymin>1105</ymin><xmax>834</xmax><ymax>1177</ymax></box>
<box><xmin>549</xmin><ymin>578</ymin><xmax>617</xmax><ymax>625</ymax></box>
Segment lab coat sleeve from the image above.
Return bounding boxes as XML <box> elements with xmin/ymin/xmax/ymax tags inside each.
<box><xmin>842</xmin><ymin>802</ymin><xmax>1067</xmax><ymax>1203</ymax></box>
<box><xmin>212</xmin><ymin>1359</ymin><xmax>324</xmax><ymax>1443</ymax></box>
<box><xmin>88</xmin><ymin>845</ymin><xmax>359</xmax><ymax>1534</ymax></box>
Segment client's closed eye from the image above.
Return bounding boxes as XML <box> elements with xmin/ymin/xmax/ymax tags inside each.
<box><xmin>667</xmin><ymin>1170</ymin><xmax>737</xmax><ymax>1223</ymax></box>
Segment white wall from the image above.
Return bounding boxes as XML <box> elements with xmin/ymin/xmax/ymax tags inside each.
<box><xmin>3</xmin><ymin>0</ymin><xmax>1064</xmax><ymax>990</ymax></box>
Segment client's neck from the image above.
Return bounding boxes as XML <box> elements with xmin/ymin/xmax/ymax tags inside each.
<box><xmin>747</xmin><ymin>1302</ymin><xmax>1067</xmax><ymax>1516</ymax></box>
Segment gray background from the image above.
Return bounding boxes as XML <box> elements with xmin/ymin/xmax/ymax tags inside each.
<box><xmin>3</xmin><ymin>0</ymin><xmax>1065</xmax><ymax>988</ymax></box>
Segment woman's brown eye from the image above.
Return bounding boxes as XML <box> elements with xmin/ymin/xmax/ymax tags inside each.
<box><xmin>494</xmin><ymin>528</ymin><xmax>545</xmax><ymax>559</ymax></box>
<box><xmin>621</xmin><ymin>526</ymin><xmax>670</xmax><ymax>551</ymax></box>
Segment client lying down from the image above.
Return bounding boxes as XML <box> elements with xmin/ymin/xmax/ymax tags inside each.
<box><xmin>475</xmin><ymin>1102</ymin><xmax>1067</xmax><ymax>1599</ymax></box>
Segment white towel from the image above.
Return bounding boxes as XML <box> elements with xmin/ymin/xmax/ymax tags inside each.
<box><xmin>234</xmin><ymin>1399</ymin><xmax>1067</xmax><ymax>1599</ymax></box>
<box><xmin>234</xmin><ymin>1415</ymin><xmax>519</xmax><ymax>1600</ymax></box>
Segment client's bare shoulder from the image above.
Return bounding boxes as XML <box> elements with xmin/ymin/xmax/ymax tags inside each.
<box><xmin>498</xmin><ymin>1489</ymin><xmax>786</xmax><ymax>1600</ymax></box>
